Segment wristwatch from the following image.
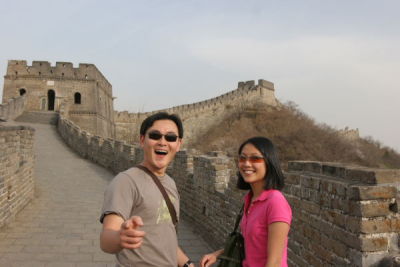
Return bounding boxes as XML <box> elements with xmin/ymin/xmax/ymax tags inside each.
<box><xmin>183</xmin><ymin>259</ymin><xmax>193</xmax><ymax>267</ymax></box>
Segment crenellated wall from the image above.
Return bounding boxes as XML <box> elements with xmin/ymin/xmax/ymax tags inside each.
<box><xmin>57</xmin><ymin>115</ymin><xmax>400</xmax><ymax>266</ymax></box>
<box><xmin>4</xmin><ymin>60</ymin><xmax>111</xmax><ymax>90</ymax></box>
<box><xmin>284</xmin><ymin>161</ymin><xmax>400</xmax><ymax>266</ymax></box>
<box><xmin>0</xmin><ymin>125</ymin><xmax>35</xmax><ymax>228</ymax></box>
<box><xmin>114</xmin><ymin>79</ymin><xmax>278</xmax><ymax>144</ymax></box>
<box><xmin>0</xmin><ymin>95</ymin><xmax>27</xmax><ymax>121</ymax></box>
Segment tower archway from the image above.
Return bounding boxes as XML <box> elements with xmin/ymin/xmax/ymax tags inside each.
<box><xmin>47</xmin><ymin>90</ymin><xmax>55</xmax><ymax>111</ymax></box>
<box><xmin>74</xmin><ymin>92</ymin><xmax>81</xmax><ymax>104</ymax></box>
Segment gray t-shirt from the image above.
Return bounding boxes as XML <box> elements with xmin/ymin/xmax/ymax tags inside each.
<box><xmin>100</xmin><ymin>167</ymin><xmax>180</xmax><ymax>267</ymax></box>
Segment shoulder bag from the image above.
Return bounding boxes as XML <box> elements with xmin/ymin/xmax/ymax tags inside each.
<box><xmin>135</xmin><ymin>165</ymin><xmax>178</xmax><ymax>228</ymax></box>
<box><xmin>217</xmin><ymin>205</ymin><xmax>245</xmax><ymax>267</ymax></box>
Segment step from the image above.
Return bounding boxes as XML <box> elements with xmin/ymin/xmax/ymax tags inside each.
<box><xmin>15</xmin><ymin>111</ymin><xmax>59</xmax><ymax>125</ymax></box>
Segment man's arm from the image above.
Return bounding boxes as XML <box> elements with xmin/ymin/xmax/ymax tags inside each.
<box><xmin>100</xmin><ymin>214</ymin><xmax>145</xmax><ymax>254</ymax></box>
<box><xmin>177</xmin><ymin>246</ymin><xmax>195</xmax><ymax>267</ymax></box>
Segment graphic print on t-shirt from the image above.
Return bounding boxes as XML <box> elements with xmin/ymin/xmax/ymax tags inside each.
<box><xmin>156</xmin><ymin>194</ymin><xmax>176</xmax><ymax>224</ymax></box>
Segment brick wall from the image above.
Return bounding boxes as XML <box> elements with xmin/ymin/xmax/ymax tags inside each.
<box><xmin>0</xmin><ymin>125</ymin><xmax>35</xmax><ymax>228</ymax></box>
<box><xmin>57</xmin><ymin>116</ymin><xmax>400</xmax><ymax>266</ymax></box>
<box><xmin>285</xmin><ymin>161</ymin><xmax>400</xmax><ymax>266</ymax></box>
<box><xmin>0</xmin><ymin>95</ymin><xmax>27</xmax><ymax>121</ymax></box>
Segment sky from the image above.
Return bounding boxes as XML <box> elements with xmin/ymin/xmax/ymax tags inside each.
<box><xmin>1</xmin><ymin>0</ymin><xmax>399</xmax><ymax>152</ymax></box>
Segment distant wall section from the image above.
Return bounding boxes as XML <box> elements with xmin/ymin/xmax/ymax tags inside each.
<box><xmin>114</xmin><ymin>79</ymin><xmax>278</xmax><ymax>144</ymax></box>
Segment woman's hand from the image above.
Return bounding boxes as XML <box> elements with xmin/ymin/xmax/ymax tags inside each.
<box><xmin>200</xmin><ymin>249</ymin><xmax>223</xmax><ymax>267</ymax></box>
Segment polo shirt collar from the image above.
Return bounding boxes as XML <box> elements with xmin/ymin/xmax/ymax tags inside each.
<box><xmin>244</xmin><ymin>189</ymin><xmax>272</xmax><ymax>205</ymax></box>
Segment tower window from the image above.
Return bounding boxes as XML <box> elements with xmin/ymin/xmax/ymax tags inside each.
<box><xmin>19</xmin><ymin>88</ymin><xmax>26</xmax><ymax>96</ymax></box>
<box><xmin>74</xmin><ymin>92</ymin><xmax>81</xmax><ymax>104</ymax></box>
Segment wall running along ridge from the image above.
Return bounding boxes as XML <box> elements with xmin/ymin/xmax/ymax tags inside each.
<box><xmin>114</xmin><ymin>79</ymin><xmax>278</xmax><ymax>145</ymax></box>
<box><xmin>57</xmin><ymin>115</ymin><xmax>400</xmax><ymax>266</ymax></box>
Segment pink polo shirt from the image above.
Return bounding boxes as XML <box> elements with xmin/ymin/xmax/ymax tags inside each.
<box><xmin>240</xmin><ymin>190</ymin><xmax>292</xmax><ymax>267</ymax></box>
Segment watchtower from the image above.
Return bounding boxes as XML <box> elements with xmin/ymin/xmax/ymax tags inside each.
<box><xmin>2</xmin><ymin>60</ymin><xmax>115</xmax><ymax>138</ymax></box>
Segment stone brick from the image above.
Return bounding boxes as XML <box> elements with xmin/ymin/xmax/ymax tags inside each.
<box><xmin>360</xmin><ymin>235</ymin><xmax>389</xmax><ymax>252</ymax></box>
<box><xmin>288</xmin><ymin>161</ymin><xmax>322</xmax><ymax>173</ymax></box>
<box><xmin>390</xmin><ymin>216</ymin><xmax>400</xmax><ymax>232</ymax></box>
<box><xmin>300</xmin><ymin>175</ymin><xmax>320</xmax><ymax>190</ymax></box>
<box><xmin>321</xmin><ymin>233</ymin><xmax>348</xmax><ymax>258</ymax></box>
<box><xmin>287</xmin><ymin>161</ymin><xmax>304</xmax><ymax>171</ymax></box>
<box><xmin>361</xmin><ymin>218</ymin><xmax>392</xmax><ymax>234</ymax></box>
<box><xmin>349</xmin><ymin>200</ymin><xmax>392</xmax><ymax>217</ymax></box>
<box><xmin>303</xmin><ymin>250</ymin><xmax>323</xmax><ymax>266</ymax></box>
<box><xmin>321</xmin><ymin>209</ymin><xmax>346</xmax><ymax>228</ymax></box>
<box><xmin>332</xmin><ymin>226</ymin><xmax>360</xmax><ymax>249</ymax></box>
<box><xmin>346</xmin><ymin>167</ymin><xmax>400</xmax><ymax>184</ymax></box>
<box><xmin>301</xmin><ymin>200</ymin><xmax>321</xmax><ymax>215</ymax></box>
<box><xmin>310</xmin><ymin>243</ymin><xmax>336</xmax><ymax>264</ymax></box>
<box><xmin>348</xmin><ymin>185</ymin><xmax>397</xmax><ymax>200</ymax></box>
<box><xmin>285</xmin><ymin>173</ymin><xmax>300</xmax><ymax>185</ymax></box>
<box><xmin>322</xmin><ymin>163</ymin><xmax>346</xmax><ymax>178</ymax></box>
<box><xmin>331</xmin><ymin>197</ymin><xmax>349</xmax><ymax>213</ymax></box>
<box><xmin>287</xmin><ymin>250</ymin><xmax>308</xmax><ymax>267</ymax></box>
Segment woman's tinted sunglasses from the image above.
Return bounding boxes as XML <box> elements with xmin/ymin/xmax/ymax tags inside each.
<box><xmin>238</xmin><ymin>155</ymin><xmax>265</xmax><ymax>163</ymax></box>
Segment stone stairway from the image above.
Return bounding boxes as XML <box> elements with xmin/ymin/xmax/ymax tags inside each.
<box><xmin>15</xmin><ymin>111</ymin><xmax>59</xmax><ymax>125</ymax></box>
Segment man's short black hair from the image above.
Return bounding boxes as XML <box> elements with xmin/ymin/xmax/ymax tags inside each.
<box><xmin>140</xmin><ymin>112</ymin><xmax>184</xmax><ymax>138</ymax></box>
<box><xmin>237</xmin><ymin>136</ymin><xmax>284</xmax><ymax>191</ymax></box>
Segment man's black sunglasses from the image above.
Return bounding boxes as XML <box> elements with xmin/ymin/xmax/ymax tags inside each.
<box><xmin>148</xmin><ymin>131</ymin><xmax>179</xmax><ymax>142</ymax></box>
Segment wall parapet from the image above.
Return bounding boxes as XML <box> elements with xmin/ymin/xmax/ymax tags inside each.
<box><xmin>5</xmin><ymin>60</ymin><xmax>112</xmax><ymax>88</ymax></box>
<box><xmin>285</xmin><ymin>161</ymin><xmax>400</xmax><ymax>266</ymax></box>
<box><xmin>0</xmin><ymin>125</ymin><xmax>35</xmax><ymax>229</ymax></box>
<box><xmin>0</xmin><ymin>95</ymin><xmax>27</xmax><ymax>121</ymax></box>
<box><xmin>57</xmin><ymin>116</ymin><xmax>400</xmax><ymax>267</ymax></box>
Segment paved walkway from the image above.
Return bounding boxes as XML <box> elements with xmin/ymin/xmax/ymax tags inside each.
<box><xmin>0</xmin><ymin>123</ymin><xmax>211</xmax><ymax>266</ymax></box>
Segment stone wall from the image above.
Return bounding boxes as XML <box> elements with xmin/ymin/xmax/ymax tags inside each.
<box><xmin>114</xmin><ymin>79</ymin><xmax>278</xmax><ymax>145</ymax></box>
<box><xmin>0</xmin><ymin>125</ymin><xmax>35</xmax><ymax>228</ymax></box>
<box><xmin>285</xmin><ymin>161</ymin><xmax>400</xmax><ymax>266</ymax></box>
<box><xmin>0</xmin><ymin>95</ymin><xmax>27</xmax><ymax>121</ymax></box>
<box><xmin>57</xmin><ymin>116</ymin><xmax>400</xmax><ymax>266</ymax></box>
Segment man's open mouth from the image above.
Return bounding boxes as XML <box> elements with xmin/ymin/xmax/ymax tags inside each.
<box><xmin>155</xmin><ymin>150</ymin><xmax>168</xmax><ymax>155</ymax></box>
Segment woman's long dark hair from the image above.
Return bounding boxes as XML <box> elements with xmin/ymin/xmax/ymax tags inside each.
<box><xmin>237</xmin><ymin>136</ymin><xmax>285</xmax><ymax>191</ymax></box>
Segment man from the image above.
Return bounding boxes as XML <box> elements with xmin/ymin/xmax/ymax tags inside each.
<box><xmin>100</xmin><ymin>112</ymin><xmax>194</xmax><ymax>267</ymax></box>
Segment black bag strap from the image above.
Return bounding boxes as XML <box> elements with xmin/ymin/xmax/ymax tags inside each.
<box><xmin>135</xmin><ymin>165</ymin><xmax>178</xmax><ymax>227</ymax></box>
<box><xmin>233</xmin><ymin>204</ymin><xmax>244</xmax><ymax>233</ymax></box>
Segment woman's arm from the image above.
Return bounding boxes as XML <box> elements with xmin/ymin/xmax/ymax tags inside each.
<box><xmin>265</xmin><ymin>221</ymin><xmax>290</xmax><ymax>267</ymax></box>
<box><xmin>200</xmin><ymin>249</ymin><xmax>224</xmax><ymax>267</ymax></box>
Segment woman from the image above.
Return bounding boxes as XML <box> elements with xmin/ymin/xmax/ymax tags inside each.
<box><xmin>200</xmin><ymin>137</ymin><xmax>292</xmax><ymax>267</ymax></box>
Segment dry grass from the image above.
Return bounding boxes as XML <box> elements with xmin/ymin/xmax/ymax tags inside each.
<box><xmin>189</xmin><ymin>102</ymin><xmax>400</xmax><ymax>169</ymax></box>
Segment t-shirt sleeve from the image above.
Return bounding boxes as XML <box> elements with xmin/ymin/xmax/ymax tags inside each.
<box><xmin>266</xmin><ymin>191</ymin><xmax>292</xmax><ymax>225</ymax></box>
<box><xmin>99</xmin><ymin>172</ymin><xmax>140</xmax><ymax>223</ymax></box>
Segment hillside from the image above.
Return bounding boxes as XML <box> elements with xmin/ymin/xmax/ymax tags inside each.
<box><xmin>189</xmin><ymin>102</ymin><xmax>400</xmax><ymax>169</ymax></box>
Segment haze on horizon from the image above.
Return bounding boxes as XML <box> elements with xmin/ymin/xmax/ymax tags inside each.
<box><xmin>1</xmin><ymin>0</ymin><xmax>399</xmax><ymax>152</ymax></box>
